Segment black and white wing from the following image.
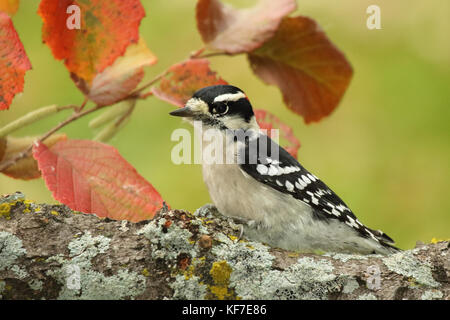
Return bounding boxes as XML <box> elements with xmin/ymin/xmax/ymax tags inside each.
<box><xmin>239</xmin><ymin>134</ymin><xmax>396</xmax><ymax>247</ymax></box>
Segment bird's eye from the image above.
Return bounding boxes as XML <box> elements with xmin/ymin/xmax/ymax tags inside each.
<box><xmin>212</xmin><ymin>102</ymin><xmax>229</xmax><ymax>115</ymax></box>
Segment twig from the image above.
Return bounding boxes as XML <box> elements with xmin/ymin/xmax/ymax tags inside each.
<box><xmin>76</xmin><ymin>96</ymin><xmax>89</xmax><ymax>112</ymax></box>
<box><xmin>193</xmin><ymin>51</ymin><xmax>230</xmax><ymax>59</ymax></box>
<box><xmin>0</xmin><ymin>104</ymin><xmax>77</xmax><ymax>138</ymax></box>
<box><xmin>190</xmin><ymin>47</ymin><xmax>205</xmax><ymax>58</ymax></box>
<box><xmin>128</xmin><ymin>69</ymin><xmax>170</xmax><ymax>98</ymax></box>
<box><xmin>0</xmin><ymin>105</ymin><xmax>107</xmax><ymax>172</ymax></box>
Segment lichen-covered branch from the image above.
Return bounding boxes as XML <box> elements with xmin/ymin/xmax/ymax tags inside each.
<box><xmin>0</xmin><ymin>193</ymin><xmax>448</xmax><ymax>300</ymax></box>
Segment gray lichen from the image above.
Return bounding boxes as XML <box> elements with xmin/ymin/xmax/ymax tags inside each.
<box><xmin>421</xmin><ymin>290</ymin><xmax>443</xmax><ymax>300</ymax></box>
<box><xmin>342</xmin><ymin>278</ymin><xmax>360</xmax><ymax>294</ymax></box>
<box><xmin>68</xmin><ymin>231</ymin><xmax>111</xmax><ymax>258</ymax></box>
<box><xmin>28</xmin><ymin>279</ymin><xmax>43</xmax><ymax>291</ymax></box>
<box><xmin>0</xmin><ymin>231</ymin><xmax>26</xmax><ymax>270</ymax></box>
<box><xmin>382</xmin><ymin>250</ymin><xmax>440</xmax><ymax>287</ymax></box>
<box><xmin>189</xmin><ymin>218</ymin><xmax>210</xmax><ymax>235</ymax></box>
<box><xmin>0</xmin><ymin>192</ymin><xmax>25</xmax><ymax>204</ymax></box>
<box><xmin>137</xmin><ymin>217</ymin><xmax>197</xmax><ymax>261</ymax></box>
<box><xmin>46</xmin><ymin>232</ymin><xmax>145</xmax><ymax>300</ymax></box>
<box><xmin>193</xmin><ymin>204</ymin><xmax>216</xmax><ymax>218</ymax></box>
<box><xmin>357</xmin><ymin>293</ymin><xmax>378</xmax><ymax>300</ymax></box>
<box><xmin>210</xmin><ymin>232</ymin><xmax>344</xmax><ymax>299</ymax></box>
<box><xmin>170</xmin><ymin>274</ymin><xmax>207</xmax><ymax>300</ymax></box>
<box><xmin>262</xmin><ymin>257</ymin><xmax>343</xmax><ymax>300</ymax></box>
<box><xmin>0</xmin><ymin>231</ymin><xmax>28</xmax><ymax>279</ymax></box>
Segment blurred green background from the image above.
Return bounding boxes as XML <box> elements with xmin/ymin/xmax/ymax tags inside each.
<box><xmin>1</xmin><ymin>0</ymin><xmax>449</xmax><ymax>250</ymax></box>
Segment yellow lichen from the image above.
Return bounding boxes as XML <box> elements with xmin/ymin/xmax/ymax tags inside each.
<box><xmin>0</xmin><ymin>203</ymin><xmax>11</xmax><ymax>219</ymax></box>
<box><xmin>407</xmin><ymin>277</ymin><xmax>418</xmax><ymax>288</ymax></box>
<box><xmin>208</xmin><ymin>260</ymin><xmax>238</xmax><ymax>300</ymax></box>
<box><xmin>183</xmin><ymin>264</ymin><xmax>196</xmax><ymax>280</ymax></box>
<box><xmin>141</xmin><ymin>268</ymin><xmax>150</xmax><ymax>277</ymax></box>
<box><xmin>210</xmin><ymin>261</ymin><xmax>232</xmax><ymax>285</ymax></box>
<box><xmin>22</xmin><ymin>200</ymin><xmax>35</xmax><ymax>214</ymax></box>
<box><xmin>228</xmin><ymin>235</ymin><xmax>238</xmax><ymax>241</ymax></box>
<box><xmin>34</xmin><ymin>206</ymin><xmax>43</xmax><ymax>214</ymax></box>
<box><xmin>50</xmin><ymin>210</ymin><xmax>59</xmax><ymax>216</ymax></box>
<box><xmin>22</xmin><ymin>201</ymin><xmax>33</xmax><ymax>214</ymax></box>
<box><xmin>431</xmin><ymin>237</ymin><xmax>450</xmax><ymax>244</ymax></box>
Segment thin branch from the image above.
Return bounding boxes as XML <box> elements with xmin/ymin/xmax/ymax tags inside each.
<box><xmin>190</xmin><ymin>47</ymin><xmax>206</xmax><ymax>59</ymax></box>
<box><xmin>76</xmin><ymin>96</ymin><xmax>89</xmax><ymax>112</ymax></box>
<box><xmin>0</xmin><ymin>104</ymin><xmax>77</xmax><ymax>138</ymax></box>
<box><xmin>137</xmin><ymin>91</ymin><xmax>153</xmax><ymax>100</ymax></box>
<box><xmin>128</xmin><ymin>69</ymin><xmax>170</xmax><ymax>98</ymax></box>
<box><xmin>0</xmin><ymin>105</ymin><xmax>107</xmax><ymax>172</ymax></box>
<box><xmin>193</xmin><ymin>51</ymin><xmax>230</xmax><ymax>59</ymax></box>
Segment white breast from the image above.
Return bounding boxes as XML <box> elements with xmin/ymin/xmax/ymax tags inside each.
<box><xmin>199</xmin><ymin>128</ymin><xmax>313</xmax><ymax>246</ymax></box>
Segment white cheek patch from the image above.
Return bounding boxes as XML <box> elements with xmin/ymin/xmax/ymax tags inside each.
<box><xmin>186</xmin><ymin>98</ymin><xmax>208</xmax><ymax>113</ymax></box>
<box><xmin>213</xmin><ymin>91</ymin><xmax>246</xmax><ymax>103</ymax></box>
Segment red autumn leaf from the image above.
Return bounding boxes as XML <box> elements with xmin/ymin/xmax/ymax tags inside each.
<box><xmin>0</xmin><ymin>0</ymin><xmax>20</xmax><ymax>15</ymax></box>
<box><xmin>0</xmin><ymin>12</ymin><xmax>31</xmax><ymax>110</ymax></box>
<box><xmin>33</xmin><ymin>139</ymin><xmax>164</xmax><ymax>222</ymax></box>
<box><xmin>152</xmin><ymin>59</ymin><xmax>227</xmax><ymax>107</ymax></box>
<box><xmin>75</xmin><ymin>38</ymin><xmax>157</xmax><ymax>106</ymax></box>
<box><xmin>0</xmin><ymin>134</ymin><xmax>67</xmax><ymax>180</ymax></box>
<box><xmin>248</xmin><ymin>16</ymin><xmax>353</xmax><ymax>123</ymax></box>
<box><xmin>255</xmin><ymin>109</ymin><xmax>300</xmax><ymax>158</ymax></box>
<box><xmin>196</xmin><ymin>0</ymin><xmax>296</xmax><ymax>54</ymax></box>
<box><xmin>38</xmin><ymin>0</ymin><xmax>145</xmax><ymax>85</ymax></box>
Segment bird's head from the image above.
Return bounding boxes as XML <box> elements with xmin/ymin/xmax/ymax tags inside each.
<box><xmin>169</xmin><ymin>85</ymin><xmax>259</xmax><ymax>130</ymax></box>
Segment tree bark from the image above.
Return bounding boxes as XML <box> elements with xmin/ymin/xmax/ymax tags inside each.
<box><xmin>0</xmin><ymin>192</ymin><xmax>448</xmax><ymax>300</ymax></box>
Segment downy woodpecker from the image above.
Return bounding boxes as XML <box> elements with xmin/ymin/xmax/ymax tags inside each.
<box><xmin>170</xmin><ymin>85</ymin><xmax>398</xmax><ymax>255</ymax></box>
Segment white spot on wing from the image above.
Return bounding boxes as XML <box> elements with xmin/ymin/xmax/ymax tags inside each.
<box><xmin>331</xmin><ymin>208</ymin><xmax>341</xmax><ymax>217</ymax></box>
<box><xmin>268</xmin><ymin>165</ymin><xmax>278</xmax><ymax>176</ymax></box>
<box><xmin>307</xmin><ymin>191</ymin><xmax>319</xmax><ymax>205</ymax></box>
<box><xmin>256</xmin><ymin>164</ymin><xmax>268</xmax><ymax>175</ymax></box>
<box><xmin>285</xmin><ymin>181</ymin><xmax>294</xmax><ymax>192</ymax></box>
<box><xmin>298</xmin><ymin>178</ymin><xmax>307</xmax><ymax>188</ymax></box>
<box><xmin>302</xmin><ymin>175</ymin><xmax>311</xmax><ymax>185</ymax></box>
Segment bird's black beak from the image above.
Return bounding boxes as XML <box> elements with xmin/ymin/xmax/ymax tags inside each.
<box><xmin>169</xmin><ymin>106</ymin><xmax>196</xmax><ymax>117</ymax></box>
